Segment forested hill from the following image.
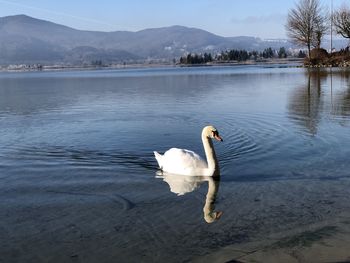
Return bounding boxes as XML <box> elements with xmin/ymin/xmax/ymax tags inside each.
<box><xmin>0</xmin><ymin>14</ymin><xmax>295</xmax><ymax>65</ymax></box>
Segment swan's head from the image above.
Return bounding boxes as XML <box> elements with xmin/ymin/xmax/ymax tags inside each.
<box><xmin>202</xmin><ymin>125</ymin><xmax>223</xmax><ymax>142</ymax></box>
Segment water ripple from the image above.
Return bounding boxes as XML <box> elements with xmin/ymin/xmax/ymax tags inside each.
<box><xmin>1</xmin><ymin>145</ymin><xmax>156</xmax><ymax>173</ymax></box>
<box><xmin>219</xmin><ymin>112</ymin><xmax>292</xmax><ymax>161</ymax></box>
<box><xmin>215</xmin><ymin>111</ymin><xmax>343</xmax><ymax>180</ymax></box>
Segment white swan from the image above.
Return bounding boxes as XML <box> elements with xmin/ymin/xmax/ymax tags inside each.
<box><xmin>154</xmin><ymin>125</ymin><xmax>223</xmax><ymax>176</ymax></box>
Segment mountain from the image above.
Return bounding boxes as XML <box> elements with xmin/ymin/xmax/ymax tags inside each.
<box><xmin>0</xmin><ymin>14</ymin><xmax>295</xmax><ymax>65</ymax></box>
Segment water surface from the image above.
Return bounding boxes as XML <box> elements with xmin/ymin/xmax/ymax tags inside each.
<box><xmin>1</xmin><ymin>66</ymin><xmax>350</xmax><ymax>262</ymax></box>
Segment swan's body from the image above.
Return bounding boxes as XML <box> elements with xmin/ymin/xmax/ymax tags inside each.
<box><xmin>154</xmin><ymin>125</ymin><xmax>223</xmax><ymax>176</ymax></box>
<box><xmin>154</xmin><ymin>148</ymin><xmax>208</xmax><ymax>176</ymax></box>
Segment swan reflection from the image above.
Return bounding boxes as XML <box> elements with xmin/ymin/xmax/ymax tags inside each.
<box><xmin>156</xmin><ymin>172</ymin><xmax>222</xmax><ymax>223</ymax></box>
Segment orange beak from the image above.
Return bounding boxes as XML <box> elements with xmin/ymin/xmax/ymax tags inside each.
<box><xmin>214</xmin><ymin>134</ymin><xmax>223</xmax><ymax>142</ymax></box>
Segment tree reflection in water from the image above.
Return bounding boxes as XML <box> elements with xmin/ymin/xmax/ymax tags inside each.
<box><xmin>288</xmin><ymin>68</ymin><xmax>350</xmax><ymax>134</ymax></box>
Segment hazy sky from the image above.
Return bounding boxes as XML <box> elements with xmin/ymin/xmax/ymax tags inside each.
<box><xmin>0</xmin><ymin>0</ymin><xmax>345</xmax><ymax>38</ymax></box>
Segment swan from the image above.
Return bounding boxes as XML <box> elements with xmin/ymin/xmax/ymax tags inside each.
<box><xmin>154</xmin><ymin>125</ymin><xmax>223</xmax><ymax>176</ymax></box>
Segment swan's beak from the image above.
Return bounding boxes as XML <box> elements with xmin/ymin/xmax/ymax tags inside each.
<box><xmin>214</xmin><ymin>134</ymin><xmax>223</xmax><ymax>142</ymax></box>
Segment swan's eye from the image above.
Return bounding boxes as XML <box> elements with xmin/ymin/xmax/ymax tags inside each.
<box><xmin>212</xmin><ymin>130</ymin><xmax>219</xmax><ymax>137</ymax></box>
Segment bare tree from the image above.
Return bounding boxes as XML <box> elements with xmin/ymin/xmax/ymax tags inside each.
<box><xmin>313</xmin><ymin>13</ymin><xmax>329</xmax><ymax>49</ymax></box>
<box><xmin>286</xmin><ymin>0</ymin><xmax>328</xmax><ymax>57</ymax></box>
<box><xmin>333</xmin><ymin>4</ymin><xmax>350</xmax><ymax>43</ymax></box>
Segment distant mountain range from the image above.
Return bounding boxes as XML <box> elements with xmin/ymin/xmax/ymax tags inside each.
<box><xmin>0</xmin><ymin>15</ymin><xmax>347</xmax><ymax>65</ymax></box>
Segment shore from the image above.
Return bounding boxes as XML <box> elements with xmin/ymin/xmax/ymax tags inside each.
<box><xmin>6</xmin><ymin>57</ymin><xmax>350</xmax><ymax>73</ymax></box>
<box><xmin>0</xmin><ymin>58</ymin><xmax>305</xmax><ymax>73</ymax></box>
<box><xmin>194</xmin><ymin>216</ymin><xmax>350</xmax><ymax>263</ymax></box>
<box><xmin>192</xmin><ymin>177</ymin><xmax>350</xmax><ymax>263</ymax></box>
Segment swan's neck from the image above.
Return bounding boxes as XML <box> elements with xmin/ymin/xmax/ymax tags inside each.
<box><xmin>202</xmin><ymin>134</ymin><xmax>219</xmax><ymax>175</ymax></box>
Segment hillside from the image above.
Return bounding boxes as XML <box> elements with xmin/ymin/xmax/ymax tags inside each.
<box><xmin>0</xmin><ymin>14</ymin><xmax>295</xmax><ymax>65</ymax></box>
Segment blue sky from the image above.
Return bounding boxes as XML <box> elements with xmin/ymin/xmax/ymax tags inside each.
<box><xmin>0</xmin><ymin>0</ymin><xmax>344</xmax><ymax>38</ymax></box>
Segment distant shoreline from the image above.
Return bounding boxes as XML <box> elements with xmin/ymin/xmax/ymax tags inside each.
<box><xmin>0</xmin><ymin>58</ymin><xmax>306</xmax><ymax>73</ymax></box>
<box><xmin>7</xmin><ymin>56</ymin><xmax>350</xmax><ymax>73</ymax></box>
<box><xmin>183</xmin><ymin>57</ymin><xmax>304</xmax><ymax>67</ymax></box>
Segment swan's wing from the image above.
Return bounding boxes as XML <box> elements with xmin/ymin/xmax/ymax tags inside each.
<box><xmin>161</xmin><ymin>148</ymin><xmax>207</xmax><ymax>175</ymax></box>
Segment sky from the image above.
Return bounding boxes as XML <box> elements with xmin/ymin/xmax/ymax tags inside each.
<box><xmin>0</xmin><ymin>0</ymin><xmax>345</xmax><ymax>39</ymax></box>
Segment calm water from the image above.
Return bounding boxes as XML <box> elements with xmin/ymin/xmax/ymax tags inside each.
<box><xmin>1</xmin><ymin>66</ymin><xmax>350</xmax><ymax>262</ymax></box>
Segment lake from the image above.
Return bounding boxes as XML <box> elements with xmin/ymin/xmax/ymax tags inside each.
<box><xmin>1</xmin><ymin>66</ymin><xmax>350</xmax><ymax>262</ymax></box>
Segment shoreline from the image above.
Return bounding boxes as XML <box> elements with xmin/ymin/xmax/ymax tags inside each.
<box><xmin>4</xmin><ymin>57</ymin><xmax>350</xmax><ymax>73</ymax></box>
<box><xmin>0</xmin><ymin>58</ymin><xmax>305</xmax><ymax>73</ymax></box>
<box><xmin>193</xmin><ymin>213</ymin><xmax>350</xmax><ymax>263</ymax></box>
